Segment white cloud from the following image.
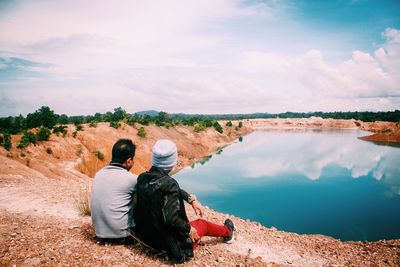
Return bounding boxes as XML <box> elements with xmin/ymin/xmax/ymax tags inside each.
<box><xmin>239</xmin><ymin>28</ymin><xmax>400</xmax><ymax>108</ymax></box>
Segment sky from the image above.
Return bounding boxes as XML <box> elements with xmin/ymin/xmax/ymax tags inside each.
<box><xmin>0</xmin><ymin>0</ymin><xmax>399</xmax><ymax>116</ymax></box>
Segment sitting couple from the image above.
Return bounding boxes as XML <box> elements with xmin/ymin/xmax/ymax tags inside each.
<box><xmin>90</xmin><ymin>138</ymin><xmax>235</xmax><ymax>263</ymax></box>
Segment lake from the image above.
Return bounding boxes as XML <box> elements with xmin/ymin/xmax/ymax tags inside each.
<box><xmin>175</xmin><ymin>130</ymin><xmax>400</xmax><ymax>241</ymax></box>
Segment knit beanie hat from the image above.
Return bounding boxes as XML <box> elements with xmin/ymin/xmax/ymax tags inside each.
<box><xmin>152</xmin><ymin>139</ymin><xmax>177</xmax><ymax>170</ymax></box>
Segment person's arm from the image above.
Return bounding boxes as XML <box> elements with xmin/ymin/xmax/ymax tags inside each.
<box><xmin>180</xmin><ymin>189</ymin><xmax>203</xmax><ymax>217</ymax></box>
<box><xmin>162</xmin><ymin>181</ymin><xmax>191</xmax><ymax>235</ymax></box>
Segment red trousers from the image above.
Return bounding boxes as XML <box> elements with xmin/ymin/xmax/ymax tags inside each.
<box><xmin>189</xmin><ymin>219</ymin><xmax>231</xmax><ymax>249</ymax></box>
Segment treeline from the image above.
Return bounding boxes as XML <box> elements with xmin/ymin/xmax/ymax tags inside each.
<box><xmin>173</xmin><ymin>110</ymin><xmax>400</xmax><ymax>122</ymax></box>
<box><xmin>1</xmin><ymin>106</ymin><xmax>399</xmax><ymax>136</ymax></box>
<box><xmin>0</xmin><ymin>106</ymin><xmax>227</xmax><ymax>135</ymax></box>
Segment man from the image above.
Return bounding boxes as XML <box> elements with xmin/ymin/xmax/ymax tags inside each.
<box><xmin>134</xmin><ymin>139</ymin><xmax>235</xmax><ymax>263</ymax></box>
<box><xmin>90</xmin><ymin>139</ymin><xmax>137</xmax><ymax>244</ymax></box>
<box><xmin>91</xmin><ymin>138</ymin><xmax>204</xmax><ymax>244</ymax></box>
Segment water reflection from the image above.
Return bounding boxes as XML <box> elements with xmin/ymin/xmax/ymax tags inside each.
<box><xmin>179</xmin><ymin>130</ymin><xmax>400</xmax><ymax>196</ymax></box>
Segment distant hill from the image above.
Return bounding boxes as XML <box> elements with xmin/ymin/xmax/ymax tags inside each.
<box><xmin>134</xmin><ymin>110</ymin><xmax>159</xmax><ymax>116</ymax></box>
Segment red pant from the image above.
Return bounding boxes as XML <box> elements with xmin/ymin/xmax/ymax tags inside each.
<box><xmin>189</xmin><ymin>219</ymin><xmax>231</xmax><ymax>249</ymax></box>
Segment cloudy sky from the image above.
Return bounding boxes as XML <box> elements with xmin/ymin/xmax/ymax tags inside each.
<box><xmin>0</xmin><ymin>0</ymin><xmax>399</xmax><ymax>116</ymax></box>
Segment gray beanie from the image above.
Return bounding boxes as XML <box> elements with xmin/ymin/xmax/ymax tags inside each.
<box><xmin>152</xmin><ymin>139</ymin><xmax>177</xmax><ymax>170</ymax></box>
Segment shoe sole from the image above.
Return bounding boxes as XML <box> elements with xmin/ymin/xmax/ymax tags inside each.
<box><xmin>225</xmin><ymin>232</ymin><xmax>234</xmax><ymax>244</ymax></box>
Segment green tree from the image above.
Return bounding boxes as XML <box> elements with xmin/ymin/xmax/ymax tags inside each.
<box><xmin>226</xmin><ymin>121</ymin><xmax>233</xmax><ymax>127</ymax></box>
<box><xmin>18</xmin><ymin>131</ymin><xmax>37</xmax><ymax>148</ymax></box>
<box><xmin>202</xmin><ymin>119</ymin><xmax>213</xmax><ymax>127</ymax></box>
<box><xmin>137</xmin><ymin>127</ymin><xmax>146</xmax><ymax>138</ymax></box>
<box><xmin>93</xmin><ymin>112</ymin><xmax>103</xmax><ymax>122</ymax></box>
<box><xmin>238</xmin><ymin>121</ymin><xmax>243</xmax><ymax>128</ymax></box>
<box><xmin>75</xmin><ymin>123</ymin><xmax>84</xmax><ymax>131</ymax></box>
<box><xmin>53</xmin><ymin>125</ymin><xmax>68</xmax><ymax>136</ymax></box>
<box><xmin>37</xmin><ymin>127</ymin><xmax>51</xmax><ymax>141</ymax></box>
<box><xmin>156</xmin><ymin>111</ymin><xmax>170</xmax><ymax>126</ymax></box>
<box><xmin>213</xmin><ymin>121</ymin><xmax>223</xmax><ymax>133</ymax></box>
<box><xmin>112</xmin><ymin>107</ymin><xmax>127</xmax><ymax>122</ymax></box>
<box><xmin>110</xmin><ymin>121</ymin><xmax>121</xmax><ymax>129</ymax></box>
<box><xmin>58</xmin><ymin>114</ymin><xmax>69</xmax><ymax>124</ymax></box>
<box><xmin>89</xmin><ymin>121</ymin><xmax>98</xmax><ymax>128</ymax></box>
<box><xmin>26</xmin><ymin>106</ymin><xmax>57</xmax><ymax>129</ymax></box>
<box><xmin>3</xmin><ymin>134</ymin><xmax>12</xmax><ymax>150</ymax></box>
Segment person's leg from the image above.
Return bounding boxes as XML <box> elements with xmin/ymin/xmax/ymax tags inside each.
<box><xmin>189</xmin><ymin>219</ymin><xmax>231</xmax><ymax>239</ymax></box>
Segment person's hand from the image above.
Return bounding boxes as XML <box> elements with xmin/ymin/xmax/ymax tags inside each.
<box><xmin>189</xmin><ymin>226</ymin><xmax>200</xmax><ymax>242</ymax></box>
<box><xmin>191</xmin><ymin>200</ymin><xmax>204</xmax><ymax>217</ymax></box>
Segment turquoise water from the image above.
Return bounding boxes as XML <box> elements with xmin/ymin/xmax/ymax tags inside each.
<box><xmin>175</xmin><ymin>130</ymin><xmax>400</xmax><ymax>241</ymax></box>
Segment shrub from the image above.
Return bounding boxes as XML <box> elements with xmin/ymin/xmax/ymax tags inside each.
<box><xmin>194</xmin><ymin>123</ymin><xmax>205</xmax><ymax>133</ymax></box>
<box><xmin>202</xmin><ymin>119</ymin><xmax>213</xmax><ymax>127</ymax></box>
<box><xmin>3</xmin><ymin>134</ymin><xmax>11</xmax><ymax>150</ymax></box>
<box><xmin>137</xmin><ymin>127</ymin><xmax>146</xmax><ymax>138</ymax></box>
<box><xmin>53</xmin><ymin>125</ymin><xmax>67</xmax><ymax>136</ymax></box>
<box><xmin>89</xmin><ymin>121</ymin><xmax>98</xmax><ymax>128</ymax></box>
<box><xmin>76</xmin><ymin>144</ymin><xmax>83</xmax><ymax>156</ymax></box>
<box><xmin>17</xmin><ymin>138</ymin><xmax>30</xmax><ymax>148</ymax></box>
<box><xmin>164</xmin><ymin>122</ymin><xmax>172</xmax><ymax>129</ymax></box>
<box><xmin>75</xmin><ymin>182</ymin><xmax>91</xmax><ymax>216</ymax></box>
<box><xmin>213</xmin><ymin>121</ymin><xmax>223</xmax><ymax>134</ymax></box>
<box><xmin>238</xmin><ymin>121</ymin><xmax>243</xmax><ymax>128</ymax></box>
<box><xmin>18</xmin><ymin>131</ymin><xmax>37</xmax><ymax>148</ymax></box>
<box><xmin>75</xmin><ymin>124</ymin><xmax>84</xmax><ymax>131</ymax></box>
<box><xmin>72</xmin><ymin>131</ymin><xmax>77</xmax><ymax>138</ymax></box>
<box><xmin>110</xmin><ymin>121</ymin><xmax>120</xmax><ymax>129</ymax></box>
<box><xmin>0</xmin><ymin>134</ymin><xmax>3</xmax><ymax>145</ymax></box>
<box><xmin>226</xmin><ymin>121</ymin><xmax>233</xmax><ymax>127</ymax></box>
<box><xmin>37</xmin><ymin>127</ymin><xmax>51</xmax><ymax>141</ymax></box>
<box><xmin>95</xmin><ymin>150</ymin><xmax>104</xmax><ymax>161</ymax></box>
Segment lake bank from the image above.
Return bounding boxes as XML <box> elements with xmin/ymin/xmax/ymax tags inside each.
<box><xmin>240</xmin><ymin>117</ymin><xmax>400</xmax><ymax>144</ymax></box>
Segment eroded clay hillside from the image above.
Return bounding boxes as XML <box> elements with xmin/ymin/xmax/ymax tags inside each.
<box><xmin>1</xmin><ymin>121</ymin><xmax>251</xmax><ymax>179</ymax></box>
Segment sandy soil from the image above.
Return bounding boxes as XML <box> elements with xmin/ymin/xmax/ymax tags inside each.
<box><xmin>1</xmin><ymin>118</ymin><xmax>399</xmax><ymax>266</ymax></box>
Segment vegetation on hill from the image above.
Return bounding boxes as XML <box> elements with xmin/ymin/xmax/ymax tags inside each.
<box><xmin>0</xmin><ymin>106</ymin><xmax>231</xmax><ymax>135</ymax></box>
<box><xmin>0</xmin><ymin>106</ymin><xmax>398</xmax><ymax>137</ymax></box>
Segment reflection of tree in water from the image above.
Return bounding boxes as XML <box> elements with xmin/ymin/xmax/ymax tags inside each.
<box><xmin>368</xmin><ymin>141</ymin><xmax>400</xmax><ymax>148</ymax></box>
<box><xmin>239</xmin><ymin>136</ymin><xmax>243</xmax><ymax>142</ymax></box>
<box><xmin>200</xmin><ymin>155</ymin><xmax>212</xmax><ymax>165</ymax></box>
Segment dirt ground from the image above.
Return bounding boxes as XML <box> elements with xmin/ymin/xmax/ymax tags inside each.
<box><xmin>1</xmin><ymin>118</ymin><xmax>399</xmax><ymax>266</ymax></box>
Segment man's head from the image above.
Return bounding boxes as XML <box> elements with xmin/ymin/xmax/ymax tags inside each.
<box><xmin>152</xmin><ymin>139</ymin><xmax>177</xmax><ymax>172</ymax></box>
<box><xmin>111</xmin><ymin>139</ymin><xmax>136</xmax><ymax>170</ymax></box>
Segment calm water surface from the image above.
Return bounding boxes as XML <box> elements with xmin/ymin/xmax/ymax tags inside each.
<box><xmin>175</xmin><ymin>130</ymin><xmax>400</xmax><ymax>241</ymax></box>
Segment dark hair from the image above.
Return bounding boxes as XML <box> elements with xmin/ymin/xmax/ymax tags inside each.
<box><xmin>111</xmin><ymin>139</ymin><xmax>136</xmax><ymax>164</ymax></box>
